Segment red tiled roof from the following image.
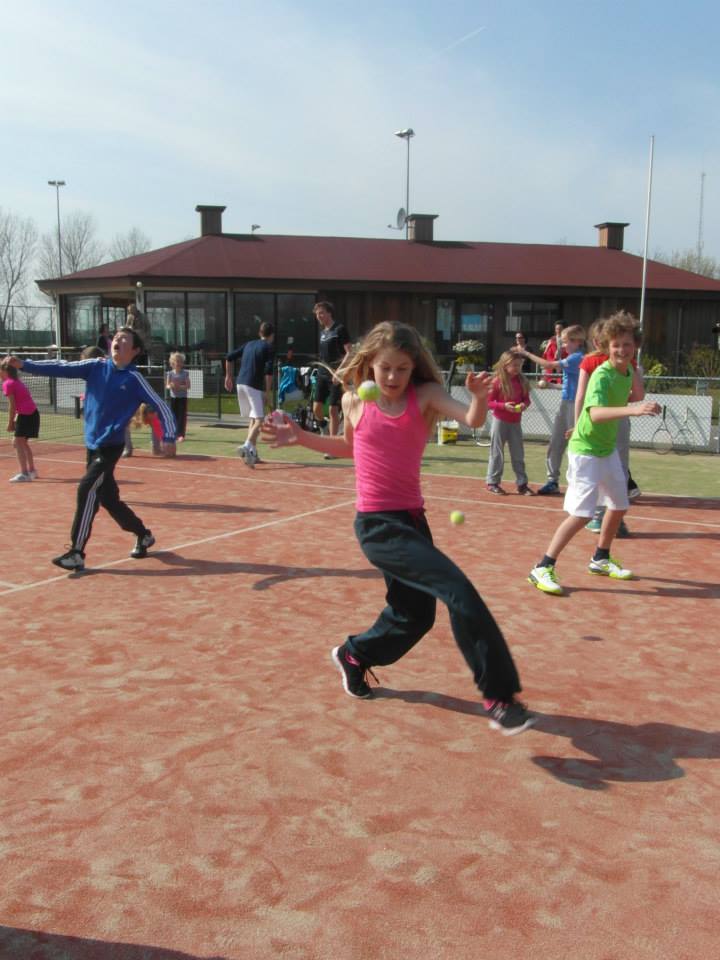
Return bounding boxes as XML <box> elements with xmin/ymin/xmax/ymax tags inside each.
<box><xmin>46</xmin><ymin>234</ymin><xmax>720</xmax><ymax>293</ymax></box>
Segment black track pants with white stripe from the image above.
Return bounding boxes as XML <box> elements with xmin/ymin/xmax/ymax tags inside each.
<box><xmin>70</xmin><ymin>444</ymin><xmax>146</xmax><ymax>553</ymax></box>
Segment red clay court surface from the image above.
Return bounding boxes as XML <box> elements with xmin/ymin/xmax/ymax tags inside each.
<box><xmin>1</xmin><ymin>441</ymin><xmax>719</xmax><ymax>960</ymax></box>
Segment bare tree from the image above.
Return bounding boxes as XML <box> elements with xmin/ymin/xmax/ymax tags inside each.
<box><xmin>653</xmin><ymin>247</ymin><xmax>720</xmax><ymax>279</ymax></box>
<box><xmin>0</xmin><ymin>208</ymin><xmax>38</xmax><ymax>335</ymax></box>
<box><xmin>37</xmin><ymin>210</ymin><xmax>106</xmax><ymax>279</ymax></box>
<box><xmin>109</xmin><ymin>226</ymin><xmax>152</xmax><ymax>261</ymax></box>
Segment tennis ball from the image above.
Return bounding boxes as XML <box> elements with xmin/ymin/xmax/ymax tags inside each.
<box><xmin>537</xmin><ymin>379</ymin><xmax>547</xmax><ymax>389</ymax></box>
<box><xmin>450</xmin><ymin>510</ymin><xmax>465</xmax><ymax>525</ymax></box>
<box><xmin>358</xmin><ymin>380</ymin><xmax>380</xmax><ymax>402</ymax></box>
<box><xmin>514</xmin><ymin>403</ymin><xmax>523</xmax><ymax>412</ymax></box>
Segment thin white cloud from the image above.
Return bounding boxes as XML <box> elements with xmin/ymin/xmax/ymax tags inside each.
<box><xmin>429</xmin><ymin>25</ymin><xmax>487</xmax><ymax>60</ymax></box>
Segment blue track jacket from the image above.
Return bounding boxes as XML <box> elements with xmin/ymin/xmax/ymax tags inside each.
<box><xmin>21</xmin><ymin>357</ymin><xmax>177</xmax><ymax>449</ymax></box>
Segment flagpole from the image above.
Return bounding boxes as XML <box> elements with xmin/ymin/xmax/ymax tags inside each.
<box><xmin>638</xmin><ymin>135</ymin><xmax>655</xmax><ymax>350</ymax></box>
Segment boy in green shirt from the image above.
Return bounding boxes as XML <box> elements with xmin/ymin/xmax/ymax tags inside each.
<box><xmin>528</xmin><ymin>312</ymin><xmax>660</xmax><ymax>596</ymax></box>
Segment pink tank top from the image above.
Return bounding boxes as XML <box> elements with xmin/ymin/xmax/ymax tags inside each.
<box><xmin>354</xmin><ymin>383</ymin><xmax>428</xmax><ymax>512</ymax></box>
<box><xmin>2</xmin><ymin>377</ymin><xmax>37</xmax><ymax>415</ymax></box>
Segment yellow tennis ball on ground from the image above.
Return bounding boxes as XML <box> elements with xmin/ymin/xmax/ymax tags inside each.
<box><xmin>450</xmin><ymin>510</ymin><xmax>465</xmax><ymax>525</ymax></box>
<box><xmin>358</xmin><ymin>380</ymin><xmax>380</xmax><ymax>402</ymax></box>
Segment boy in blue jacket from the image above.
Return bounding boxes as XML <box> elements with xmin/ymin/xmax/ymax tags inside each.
<box><xmin>4</xmin><ymin>327</ymin><xmax>176</xmax><ymax>571</ymax></box>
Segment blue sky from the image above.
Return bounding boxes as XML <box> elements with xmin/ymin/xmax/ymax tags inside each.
<box><xmin>3</xmin><ymin>0</ymin><xmax>719</xmax><ymax>260</ymax></box>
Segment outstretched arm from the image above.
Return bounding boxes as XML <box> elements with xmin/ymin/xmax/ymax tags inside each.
<box><xmin>418</xmin><ymin>371</ymin><xmax>492</xmax><ymax>429</ymax></box>
<box><xmin>589</xmin><ymin>400</ymin><xmax>661</xmax><ymax>423</ymax></box>
<box><xmin>261</xmin><ymin>392</ymin><xmax>355</xmax><ymax>458</ymax></box>
<box><xmin>512</xmin><ymin>347</ymin><xmax>560</xmax><ymax>370</ymax></box>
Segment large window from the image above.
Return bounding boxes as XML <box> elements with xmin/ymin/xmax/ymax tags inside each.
<box><xmin>506</xmin><ymin>301</ymin><xmax>561</xmax><ymax>335</ymax></box>
<box><xmin>233</xmin><ymin>293</ymin><xmax>317</xmax><ymax>357</ymax></box>
<box><xmin>188</xmin><ymin>292</ymin><xmax>226</xmax><ymax>351</ymax></box>
<box><xmin>276</xmin><ymin>294</ymin><xmax>316</xmax><ymax>355</ymax></box>
<box><xmin>146</xmin><ymin>291</ymin><xmax>228</xmax><ymax>354</ymax></box>
<box><xmin>66</xmin><ymin>295</ymin><xmax>102</xmax><ymax>347</ymax></box>
<box><xmin>233</xmin><ymin>293</ymin><xmax>274</xmax><ymax>347</ymax></box>
<box><xmin>435</xmin><ymin>300</ymin><xmax>455</xmax><ymax>354</ymax></box>
<box><xmin>435</xmin><ymin>300</ymin><xmax>494</xmax><ymax>356</ymax></box>
<box><xmin>146</xmin><ymin>292</ymin><xmax>185</xmax><ymax>347</ymax></box>
<box><xmin>460</xmin><ymin>302</ymin><xmax>492</xmax><ymax>337</ymax></box>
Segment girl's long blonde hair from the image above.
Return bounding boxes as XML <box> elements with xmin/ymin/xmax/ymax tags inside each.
<box><xmin>585</xmin><ymin>318</ymin><xmax>606</xmax><ymax>358</ymax></box>
<box><xmin>493</xmin><ymin>351</ymin><xmax>529</xmax><ymax>400</ymax></box>
<box><xmin>335</xmin><ymin>321</ymin><xmax>443</xmax><ymax>391</ymax></box>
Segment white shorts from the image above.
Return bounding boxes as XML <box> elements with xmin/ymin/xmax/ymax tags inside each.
<box><xmin>563</xmin><ymin>450</ymin><xmax>630</xmax><ymax>517</ymax></box>
<box><xmin>236</xmin><ymin>384</ymin><xmax>265</xmax><ymax>419</ymax></box>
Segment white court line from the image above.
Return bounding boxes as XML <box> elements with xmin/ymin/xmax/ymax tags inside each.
<box><xmin>0</xmin><ymin>580</ymin><xmax>17</xmax><ymax>588</ymax></box>
<box><xmin>0</xmin><ymin>497</ymin><xmax>356</xmax><ymax>597</ymax></box>
<box><xmin>6</xmin><ymin>454</ymin><xmax>719</xmax><ymax>530</ymax></box>
<box><xmin>21</xmin><ymin>454</ymin><xmax>357</xmax><ymax>493</ymax></box>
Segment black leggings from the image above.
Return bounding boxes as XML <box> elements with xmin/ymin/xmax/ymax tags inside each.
<box><xmin>70</xmin><ymin>445</ymin><xmax>147</xmax><ymax>553</ymax></box>
<box><xmin>170</xmin><ymin>396</ymin><xmax>187</xmax><ymax>437</ymax></box>
<box><xmin>347</xmin><ymin>510</ymin><xmax>522</xmax><ymax>701</ymax></box>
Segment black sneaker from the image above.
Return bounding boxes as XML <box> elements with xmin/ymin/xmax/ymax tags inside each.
<box><xmin>52</xmin><ymin>549</ymin><xmax>85</xmax><ymax>572</ymax></box>
<box><xmin>131</xmin><ymin>531</ymin><xmax>155</xmax><ymax>559</ymax></box>
<box><xmin>331</xmin><ymin>645</ymin><xmax>376</xmax><ymax>699</ymax></box>
<box><xmin>627</xmin><ymin>479</ymin><xmax>641</xmax><ymax>500</ymax></box>
<box><xmin>486</xmin><ymin>699</ymin><xmax>537</xmax><ymax>736</ymax></box>
<box><xmin>537</xmin><ymin>481</ymin><xmax>560</xmax><ymax>495</ymax></box>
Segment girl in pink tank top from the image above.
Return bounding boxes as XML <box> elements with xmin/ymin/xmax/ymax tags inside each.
<box><xmin>1</xmin><ymin>359</ymin><xmax>40</xmax><ymax>482</ymax></box>
<box><xmin>263</xmin><ymin>321</ymin><xmax>536</xmax><ymax>736</ymax></box>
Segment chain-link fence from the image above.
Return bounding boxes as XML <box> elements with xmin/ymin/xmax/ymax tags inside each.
<box><xmin>450</xmin><ymin>373</ymin><xmax>719</xmax><ymax>453</ymax></box>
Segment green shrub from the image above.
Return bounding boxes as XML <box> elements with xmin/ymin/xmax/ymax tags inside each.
<box><xmin>682</xmin><ymin>344</ymin><xmax>720</xmax><ymax>379</ymax></box>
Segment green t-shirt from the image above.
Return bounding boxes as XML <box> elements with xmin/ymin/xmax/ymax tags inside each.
<box><xmin>569</xmin><ymin>361</ymin><xmax>632</xmax><ymax>458</ymax></box>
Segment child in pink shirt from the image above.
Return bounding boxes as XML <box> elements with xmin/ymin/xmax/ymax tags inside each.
<box><xmin>485</xmin><ymin>351</ymin><xmax>534</xmax><ymax>496</ymax></box>
<box><xmin>262</xmin><ymin>321</ymin><xmax>536</xmax><ymax>736</ymax></box>
<box><xmin>1</xmin><ymin>359</ymin><xmax>40</xmax><ymax>482</ymax></box>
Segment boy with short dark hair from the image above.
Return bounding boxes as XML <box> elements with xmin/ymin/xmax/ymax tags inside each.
<box><xmin>527</xmin><ymin>312</ymin><xmax>660</xmax><ymax>596</ymax></box>
<box><xmin>3</xmin><ymin>326</ymin><xmax>177</xmax><ymax>571</ymax></box>
<box><xmin>224</xmin><ymin>320</ymin><xmax>275</xmax><ymax>467</ymax></box>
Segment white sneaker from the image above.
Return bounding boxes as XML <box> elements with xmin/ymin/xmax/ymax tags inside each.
<box><xmin>528</xmin><ymin>564</ymin><xmax>563</xmax><ymax>595</ymax></box>
<box><xmin>10</xmin><ymin>473</ymin><xmax>31</xmax><ymax>483</ymax></box>
<box><xmin>588</xmin><ymin>557</ymin><xmax>633</xmax><ymax>580</ymax></box>
<box><xmin>28</xmin><ymin>469</ymin><xmax>38</xmax><ymax>479</ymax></box>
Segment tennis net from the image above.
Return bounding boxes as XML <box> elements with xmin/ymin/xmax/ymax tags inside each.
<box><xmin>1</xmin><ymin>370</ymin><xmax>85</xmax><ymax>444</ymax></box>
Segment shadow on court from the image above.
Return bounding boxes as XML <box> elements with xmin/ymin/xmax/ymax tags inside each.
<box><xmin>85</xmin><ymin>551</ymin><xmax>383</xmax><ymax>590</ymax></box>
<box><xmin>620</xmin><ymin>530</ymin><xmax>720</xmax><ymax>541</ymax></box>
<box><xmin>561</xmin><ymin>575</ymin><xmax>720</xmax><ymax>600</ymax></box>
<box><xmin>634</xmin><ymin>495</ymin><xmax>720</xmax><ymax>510</ymax></box>
<box><xmin>128</xmin><ymin>500</ymin><xmax>274</xmax><ymax>515</ymax></box>
<box><xmin>0</xmin><ymin>927</ymin><xmax>226</xmax><ymax>960</ymax></box>
<box><xmin>374</xmin><ymin>688</ymin><xmax>720</xmax><ymax>789</ymax></box>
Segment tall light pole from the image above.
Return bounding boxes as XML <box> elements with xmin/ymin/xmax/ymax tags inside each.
<box><xmin>394</xmin><ymin>128</ymin><xmax>415</xmax><ymax>238</ymax></box>
<box><xmin>47</xmin><ymin>180</ymin><xmax>66</xmax><ymax>276</ymax></box>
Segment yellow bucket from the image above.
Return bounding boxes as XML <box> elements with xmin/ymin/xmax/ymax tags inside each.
<box><xmin>437</xmin><ymin>420</ymin><xmax>459</xmax><ymax>444</ymax></box>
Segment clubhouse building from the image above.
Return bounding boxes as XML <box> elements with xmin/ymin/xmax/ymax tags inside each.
<box><xmin>37</xmin><ymin>205</ymin><xmax>720</xmax><ymax>370</ymax></box>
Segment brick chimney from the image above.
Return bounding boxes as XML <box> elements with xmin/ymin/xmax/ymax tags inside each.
<box><xmin>196</xmin><ymin>205</ymin><xmax>226</xmax><ymax>236</ymax></box>
<box><xmin>407</xmin><ymin>214</ymin><xmax>438</xmax><ymax>243</ymax></box>
<box><xmin>594</xmin><ymin>221</ymin><xmax>629</xmax><ymax>251</ymax></box>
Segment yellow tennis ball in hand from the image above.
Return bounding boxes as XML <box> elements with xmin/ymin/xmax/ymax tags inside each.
<box><xmin>358</xmin><ymin>380</ymin><xmax>380</xmax><ymax>402</ymax></box>
<box><xmin>514</xmin><ymin>404</ymin><xmax>523</xmax><ymax>412</ymax></box>
<box><xmin>450</xmin><ymin>510</ymin><xmax>465</xmax><ymax>525</ymax></box>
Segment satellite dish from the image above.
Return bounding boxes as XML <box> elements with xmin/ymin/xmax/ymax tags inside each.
<box><xmin>396</xmin><ymin>207</ymin><xmax>407</xmax><ymax>229</ymax></box>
